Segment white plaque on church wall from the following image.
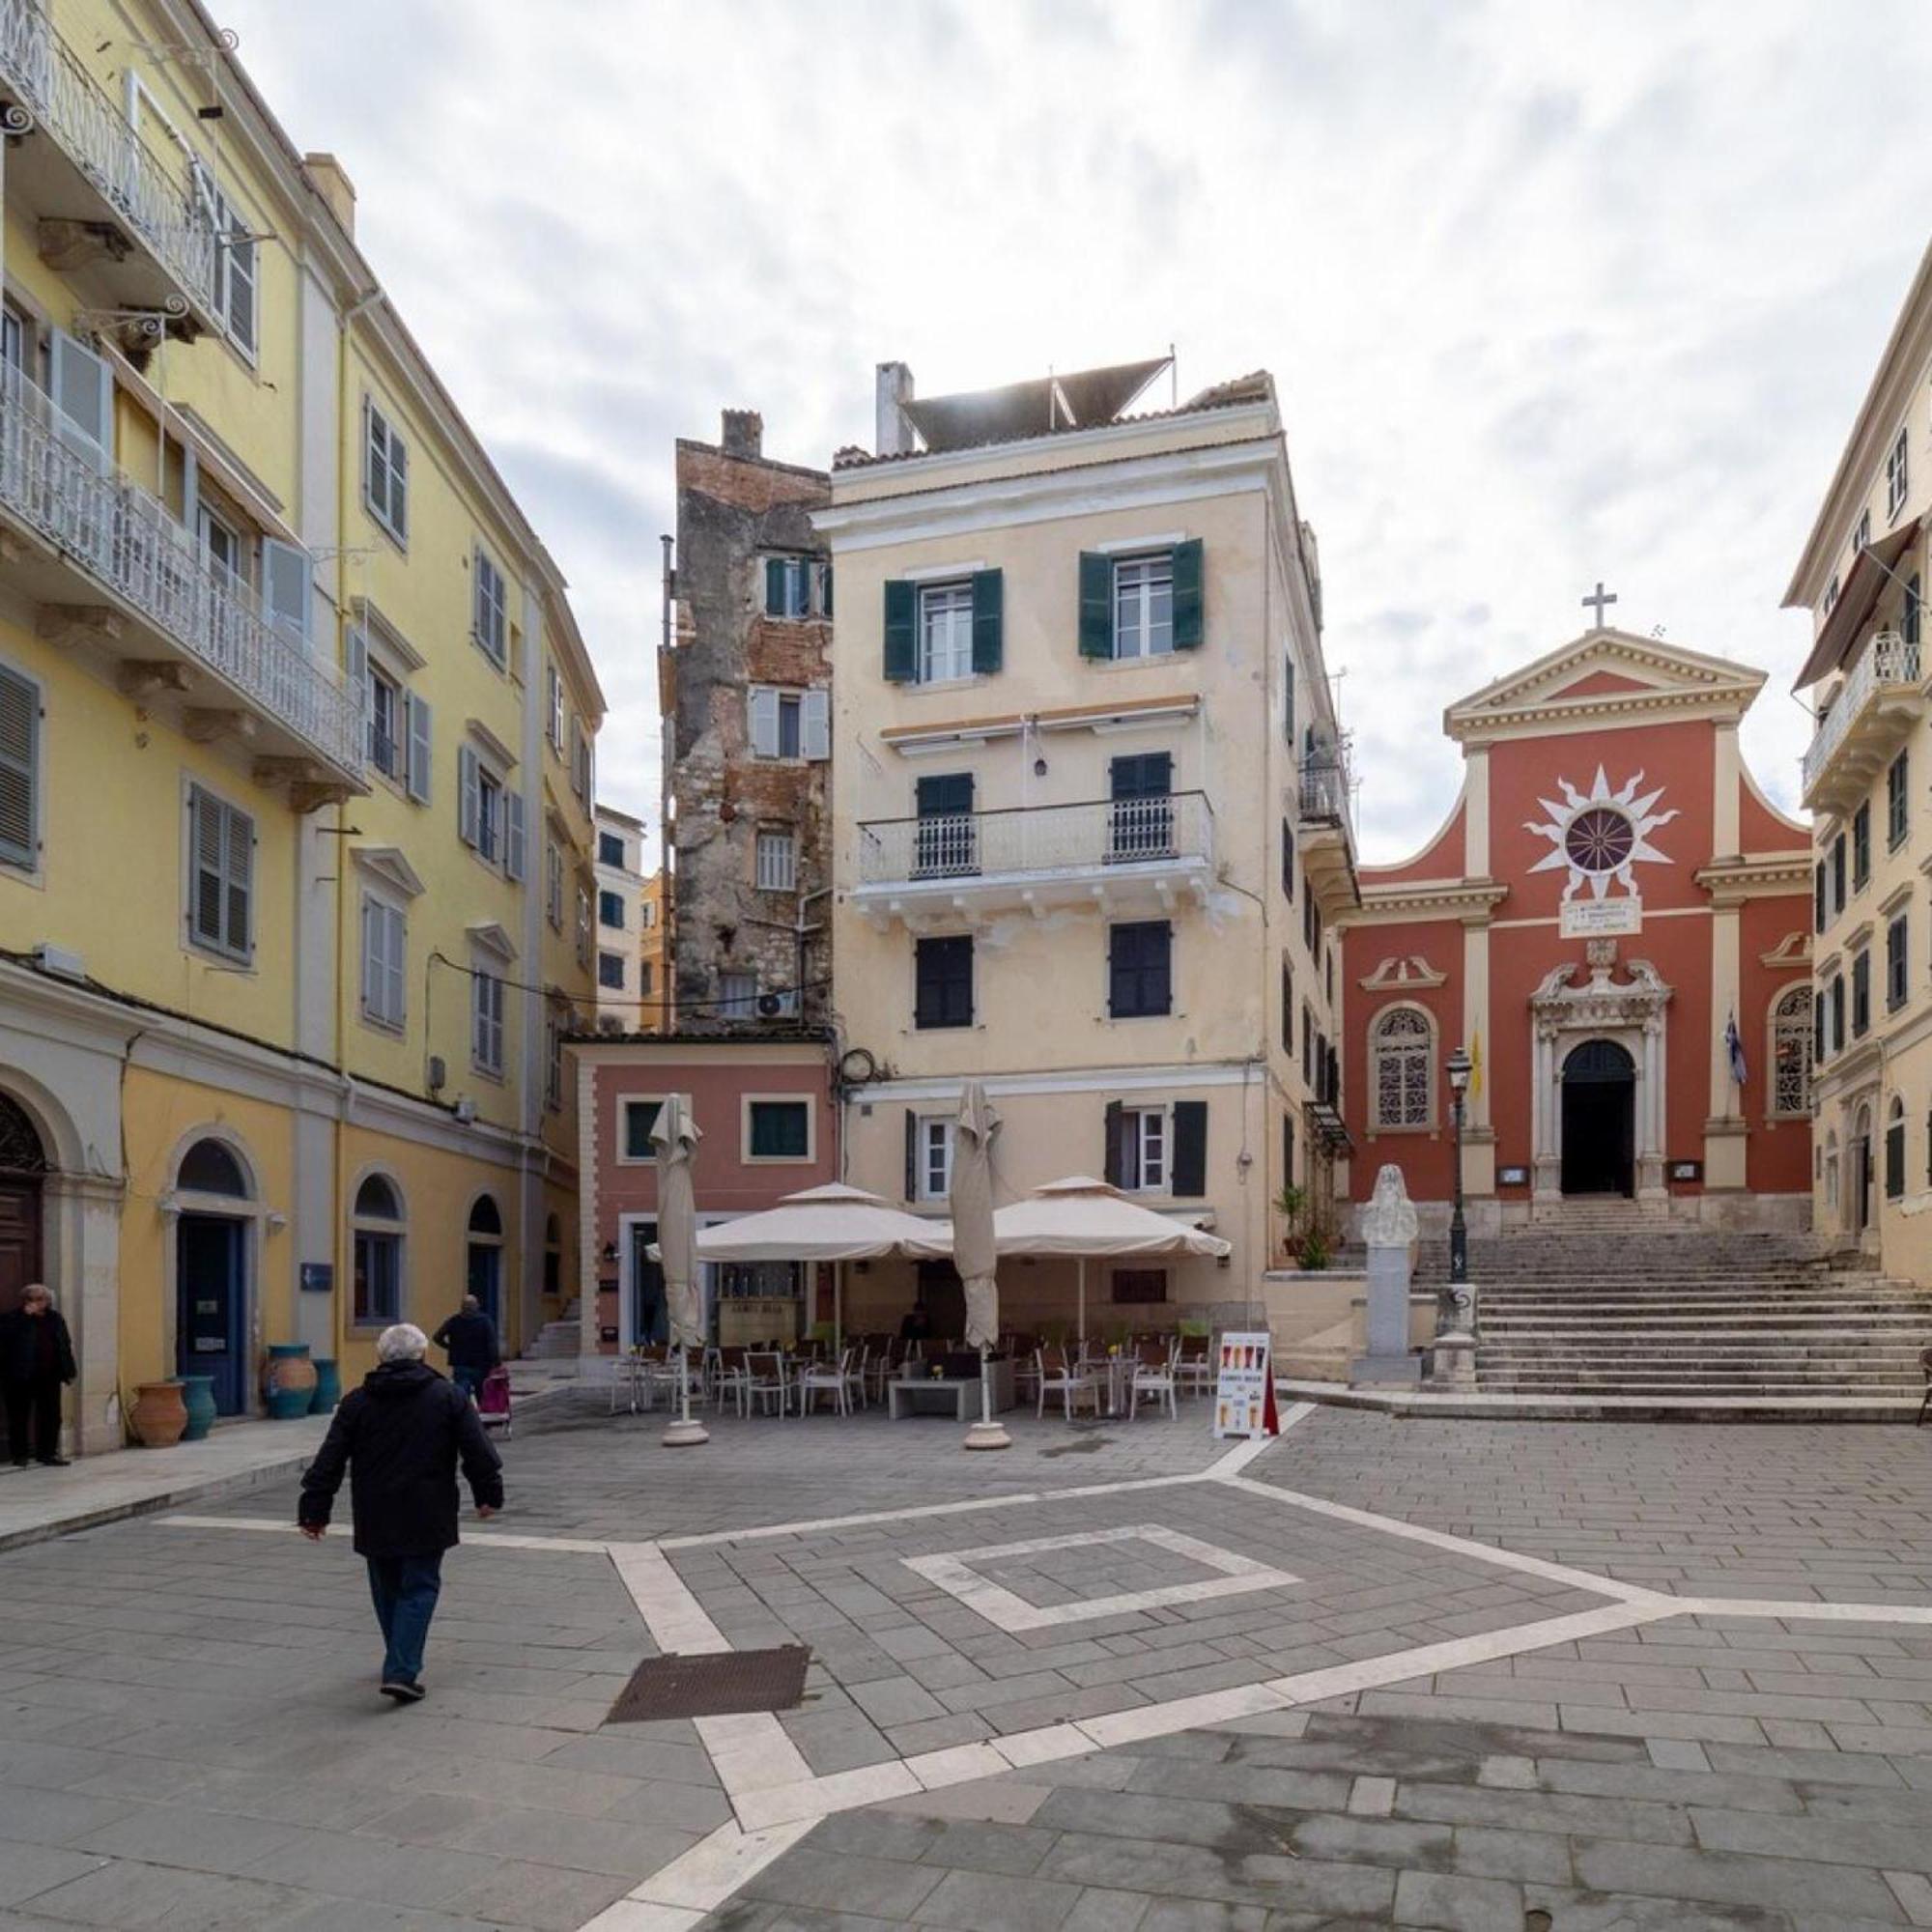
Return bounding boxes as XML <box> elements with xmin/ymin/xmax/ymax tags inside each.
<box><xmin>1560</xmin><ymin>896</ymin><xmax>1642</xmax><ymax>938</ymax></box>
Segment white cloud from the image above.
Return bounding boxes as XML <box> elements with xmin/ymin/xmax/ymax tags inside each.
<box><xmin>218</xmin><ymin>0</ymin><xmax>1932</xmax><ymax>863</ymax></box>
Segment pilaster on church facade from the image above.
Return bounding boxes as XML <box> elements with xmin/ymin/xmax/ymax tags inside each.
<box><xmin>1339</xmin><ymin>627</ymin><xmax>1814</xmax><ymax>1236</ymax></box>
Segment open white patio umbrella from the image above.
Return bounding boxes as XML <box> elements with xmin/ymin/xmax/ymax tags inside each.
<box><xmin>951</xmin><ymin>1082</ymin><xmax>1009</xmax><ymax>1451</ymax></box>
<box><xmin>693</xmin><ymin>1183</ymin><xmax>937</xmax><ymax>1358</ymax></box>
<box><xmin>910</xmin><ymin>1175</ymin><xmax>1232</xmax><ymax>1343</ymax></box>
<box><xmin>652</xmin><ymin>1094</ymin><xmax>707</xmax><ymax>1447</ymax></box>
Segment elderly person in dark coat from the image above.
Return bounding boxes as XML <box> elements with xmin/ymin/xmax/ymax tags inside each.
<box><xmin>0</xmin><ymin>1284</ymin><xmax>76</xmax><ymax>1468</ymax></box>
<box><xmin>298</xmin><ymin>1321</ymin><xmax>503</xmax><ymax>1702</ymax></box>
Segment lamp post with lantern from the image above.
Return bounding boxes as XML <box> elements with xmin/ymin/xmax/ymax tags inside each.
<box><xmin>1446</xmin><ymin>1047</ymin><xmax>1472</xmax><ymax>1286</ymax></box>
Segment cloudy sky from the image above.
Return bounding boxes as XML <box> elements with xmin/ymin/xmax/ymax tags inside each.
<box><xmin>222</xmin><ymin>0</ymin><xmax>1932</xmax><ymax>865</ymax></box>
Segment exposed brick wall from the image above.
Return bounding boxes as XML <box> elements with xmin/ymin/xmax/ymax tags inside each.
<box><xmin>667</xmin><ymin>427</ymin><xmax>832</xmax><ymax>1035</ymax></box>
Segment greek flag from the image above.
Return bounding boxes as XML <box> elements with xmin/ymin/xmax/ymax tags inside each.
<box><xmin>1724</xmin><ymin>1009</ymin><xmax>1747</xmax><ymax>1089</ymax></box>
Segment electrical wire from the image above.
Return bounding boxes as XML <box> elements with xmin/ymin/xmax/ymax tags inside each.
<box><xmin>426</xmin><ymin>950</ymin><xmax>830</xmax><ymax>1017</ymax></box>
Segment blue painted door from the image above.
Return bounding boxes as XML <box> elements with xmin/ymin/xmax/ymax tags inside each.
<box><xmin>177</xmin><ymin>1214</ymin><xmax>245</xmax><ymax>1413</ymax></box>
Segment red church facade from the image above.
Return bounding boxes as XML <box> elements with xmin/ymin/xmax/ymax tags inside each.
<box><xmin>1341</xmin><ymin>632</ymin><xmax>1814</xmax><ymax>1233</ymax></box>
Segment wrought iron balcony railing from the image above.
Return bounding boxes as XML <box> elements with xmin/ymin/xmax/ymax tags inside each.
<box><xmin>857</xmin><ymin>791</ymin><xmax>1213</xmax><ymax>888</ymax></box>
<box><xmin>0</xmin><ymin>0</ymin><xmax>220</xmax><ymax>319</ymax></box>
<box><xmin>1297</xmin><ymin>757</ymin><xmax>1350</xmax><ymax>824</ymax></box>
<box><xmin>0</xmin><ymin>360</ymin><xmax>363</xmax><ymax>779</ymax></box>
<box><xmin>1802</xmin><ymin>628</ymin><xmax>1920</xmax><ymax>802</ymax></box>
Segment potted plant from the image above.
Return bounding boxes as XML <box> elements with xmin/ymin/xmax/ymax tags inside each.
<box><xmin>1274</xmin><ymin>1184</ymin><xmax>1334</xmax><ymax>1271</ymax></box>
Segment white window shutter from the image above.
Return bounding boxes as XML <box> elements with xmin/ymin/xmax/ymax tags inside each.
<box><xmin>50</xmin><ymin>329</ymin><xmax>112</xmax><ymax>472</ymax></box>
<box><xmin>457</xmin><ymin>744</ymin><xmax>479</xmax><ymax>848</ymax></box>
<box><xmin>262</xmin><ymin>539</ymin><xmax>312</xmax><ymax>647</ymax></box>
<box><xmin>802</xmin><ymin>688</ymin><xmax>830</xmax><ymax>761</ymax></box>
<box><xmin>406</xmin><ymin>693</ymin><xmax>432</xmax><ymax>804</ymax></box>
<box><xmin>504</xmin><ymin>790</ymin><xmax>526</xmax><ymax>882</ymax></box>
<box><xmin>749</xmin><ymin>686</ymin><xmax>779</xmax><ymax>758</ymax></box>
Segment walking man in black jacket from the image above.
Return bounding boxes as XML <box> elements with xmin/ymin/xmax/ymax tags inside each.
<box><xmin>0</xmin><ymin>1284</ymin><xmax>76</xmax><ymax>1468</ymax></box>
<box><xmin>431</xmin><ymin>1295</ymin><xmax>500</xmax><ymax>1403</ymax></box>
<box><xmin>298</xmin><ymin>1322</ymin><xmax>503</xmax><ymax>1702</ymax></box>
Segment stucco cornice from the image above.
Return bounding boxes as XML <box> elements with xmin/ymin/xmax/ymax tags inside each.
<box><xmin>1693</xmin><ymin>852</ymin><xmax>1813</xmax><ymax>905</ymax></box>
<box><xmin>1342</xmin><ymin>879</ymin><xmax>1510</xmax><ymax>928</ymax></box>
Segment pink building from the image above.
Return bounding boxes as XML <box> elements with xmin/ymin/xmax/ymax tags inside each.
<box><xmin>571</xmin><ymin>1034</ymin><xmax>838</xmax><ymax>1352</ymax></box>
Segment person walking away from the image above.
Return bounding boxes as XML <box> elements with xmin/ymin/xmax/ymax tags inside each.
<box><xmin>0</xmin><ymin>1284</ymin><xmax>76</xmax><ymax>1467</ymax></box>
<box><xmin>433</xmin><ymin>1295</ymin><xmax>500</xmax><ymax>1403</ymax></box>
<box><xmin>298</xmin><ymin>1321</ymin><xmax>502</xmax><ymax>1702</ymax></box>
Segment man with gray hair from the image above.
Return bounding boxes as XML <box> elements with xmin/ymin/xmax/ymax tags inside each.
<box><xmin>1</xmin><ymin>1285</ymin><xmax>75</xmax><ymax>1467</ymax></box>
<box><xmin>298</xmin><ymin>1321</ymin><xmax>503</xmax><ymax>1702</ymax></box>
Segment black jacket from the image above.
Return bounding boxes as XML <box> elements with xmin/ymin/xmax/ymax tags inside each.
<box><xmin>298</xmin><ymin>1361</ymin><xmax>503</xmax><ymax>1557</ymax></box>
<box><xmin>0</xmin><ymin>1306</ymin><xmax>76</xmax><ymax>1385</ymax></box>
<box><xmin>432</xmin><ymin>1309</ymin><xmax>501</xmax><ymax>1372</ymax></box>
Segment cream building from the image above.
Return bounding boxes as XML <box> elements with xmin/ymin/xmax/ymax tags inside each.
<box><xmin>593</xmin><ymin>804</ymin><xmax>648</xmax><ymax>1029</ymax></box>
<box><xmin>816</xmin><ymin>360</ymin><xmax>1354</xmax><ymax>1336</ymax></box>
<box><xmin>1788</xmin><ymin>237</ymin><xmax>1932</xmax><ymax>1272</ymax></box>
<box><xmin>0</xmin><ymin>0</ymin><xmax>601</xmax><ymax>1450</ymax></box>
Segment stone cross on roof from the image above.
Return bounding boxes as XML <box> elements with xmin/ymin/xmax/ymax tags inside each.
<box><xmin>1582</xmin><ymin>582</ymin><xmax>1618</xmax><ymax>628</ymax></box>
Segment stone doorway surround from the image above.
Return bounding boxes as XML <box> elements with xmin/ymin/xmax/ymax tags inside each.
<box><xmin>1529</xmin><ymin>939</ymin><xmax>1671</xmax><ymax>1216</ymax></box>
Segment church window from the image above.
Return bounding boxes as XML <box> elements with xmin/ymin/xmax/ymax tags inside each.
<box><xmin>1889</xmin><ymin>914</ymin><xmax>1910</xmax><ymax>1012</ymax></box>
<box><xmin>1852</xmin><ymin>804</ymin><xmax>1871</xmax><ymax>892</ymax></box>
<box><xmin>1370</xmin><ymin>1006</ymin><xmax>1434</xmax><ymax>1130</ymax></box>
<box><xmin>1563</xmin><ymin>806</ymin><xmax>1636</xmax><ymax>877</ymax></box>
<box><xmin>1887</xmin><ymin>1097</ymin><xmax>1906</xmax><ymax>1202</ymax></box>
<box><xmin>1852</xmin><ymin>951</ymin><xmax>1871</xmax><ymax>1038</ymax></box>
<box><xmin>1771</xmin><ymin>986</ymin><xmax>1813</xmax><ymax>1120</ymax></box>
<box><xmin>1889</xmin><ymin>752</ymin><xmax>1911</xmax><ymax>850</ymax></box>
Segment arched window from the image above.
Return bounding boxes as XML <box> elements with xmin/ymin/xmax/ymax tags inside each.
<box><xmin>1370</xmin><ymin>1007</ymin><xmax>1433</xmax><ymax>1129</ymax></box>
<box><xmin>1770</xmin><ymin>986</ymin><xmax>1813</xmax><ymax>1119</ymax></box>
<box><xmin>1824</xmin><ymin>1130</ymin><xmax>1839</xmax><ymax>1208</ymax></box>
<box><xmin>178</xmin><ymin>1137</ymin><xmax>247</xmax><ymax>1197</ymax></box>
<box><xmin>0</xmin><ymin>1094</ymin><xmax>46</xmax><ymax>1177</ymax></box>
<box><xmin>467</xmin><ymin>1193</ymin><xmax>504</xmax><ymax>1322</ymax></box>
<box><xmin>468</xmin><ymin>1195</ymin><xmax>502</xmax><ymax>1236</ymax></box>
<box><xmin>352</xmin><ymin>1174</ymin><xmax>405</xmax><ymax>1327</ymax></box>
<box><xmin>1887</xmin><ymin>1097</ymin><xmax>1907</xmax><ymax>1201</ymax></box>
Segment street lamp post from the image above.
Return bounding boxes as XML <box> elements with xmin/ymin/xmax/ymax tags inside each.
<box><xmin>1446</xmin><ymin>1047</ymin><xmax>1472</xmax><ymax>1286</ymax></box>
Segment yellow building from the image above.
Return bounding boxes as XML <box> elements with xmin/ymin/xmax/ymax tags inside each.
<box><xmin>1788</xmin><ymin>236</ymin><xmax>1932</xmax><ymax>1275</ymax></box>
<box><xmin>816</xmin><ymin>360</ymin><xmax>1354</xmax><ymax>1336</ymax></box>
<box><xmin>639</xmin><ymin>867</ymin><xmax>668</xmax><ymax>1033</ymax></box>
<box><xmin>0</xmin><ymin>0</ymin><xmax>602</xmax><ymax>1452</ymax></box>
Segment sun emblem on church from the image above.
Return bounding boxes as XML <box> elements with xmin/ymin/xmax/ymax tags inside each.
<box><xmin>1524</xmin><ymin>767</ymin><xmax>1678</xmax><ymax>901</ymax></box>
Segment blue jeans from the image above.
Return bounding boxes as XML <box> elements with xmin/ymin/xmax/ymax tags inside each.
<box><xmin>365</xmin><ymin>1551</ymin><xmax>443</xmax><ymax>1687</ymax></box>
<box><xmin>451</xmin><ymin>1366</ymin><xmax>485</xmax><ymax>1402</ymax></box>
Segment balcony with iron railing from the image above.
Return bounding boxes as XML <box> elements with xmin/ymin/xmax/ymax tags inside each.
<box><xmin>853</xmin><ymin>791</ymin><xmax>1214</xmax><ymax>925</ymax></box>
<box><xmin>0</xmin><ymin>360</ymin><xmax>364</xmax><ymax>787</ymax></box>
<box><xmin>0</xmin><ymin>0</ymin><xmax>221</xmax><ymax>328</ymax></box>
<box><xmin>1801</xmin><ymin>628</ymin><xmax>1924</xmax><ymax>815</ymax></box>
<box><xmin>1294</xmin><ymin>755</ymin><xmax>1360</xmax><ymax>918</ymax></box>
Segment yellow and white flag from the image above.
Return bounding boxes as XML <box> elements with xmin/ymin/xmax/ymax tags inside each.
<box><xmin>1469</xmin><ymin>1032</ymin><xmax>1484</xmax><ymax>1102</ymax></box>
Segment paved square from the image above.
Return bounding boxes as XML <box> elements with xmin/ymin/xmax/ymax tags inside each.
<box><xmin>900</xmin><ymin>1523</ymin><xmax>1298</xmax><ymax>1632</ymax></box>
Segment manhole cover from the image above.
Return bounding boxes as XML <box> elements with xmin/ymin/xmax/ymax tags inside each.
<box><xmin>608</xmin><ymin>1645</ymin><xmax>811</xmax><ymax>1723</ymax></box>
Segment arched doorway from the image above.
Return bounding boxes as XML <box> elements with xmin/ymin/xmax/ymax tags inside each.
<box><xmin>1852</xmin><ymin>1104</ymin><xmax>1874</xmax><ymax>1236</ymax></box>
<box><xmin>467</xmin><ymin>1195</ymin><xmax>503</xmax><ymax>1325</ymax></box>
<box><xmin>175</xmin><ymin>1137</ymin><xmax>251</xmax><ymax>1414</ymax></box>
<box><xmin>1560</xmin><ymin>1039</ymin><xmax>1635</xmax><ymax>1197</ymax></box>
<box><xmin>0</xmin><ymin>1094</ymin><xmax>46</xmax><ymax>1320</ymax></box>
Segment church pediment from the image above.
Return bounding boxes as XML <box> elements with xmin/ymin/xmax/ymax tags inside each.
<box><xmin>1446</xmin><ymin>630</ymin><xmax>1766</xmax><ymax>742</ymax></box>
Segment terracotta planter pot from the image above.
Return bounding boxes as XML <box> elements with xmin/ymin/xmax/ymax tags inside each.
<box><xmin>262</xmin><ymin>1344</ymin><xmax>317</xmax><ymax>1420</ymax></box>
<box><xmin>130</xmin><ymin>1380</ymin><xmax>187</xmax><ymax>1449</ymax></box>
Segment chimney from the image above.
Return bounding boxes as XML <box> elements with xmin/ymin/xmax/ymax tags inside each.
<box><xmin>875</xmin><ymin>360</ymin><xmax>915</xmax><ymax>456</ymax></box>
<box><xmin>720</xmin><ymin>410</ymin><xmax>762</xmax><ymax>460</ymax></box>
<box><xmin>302</xmin><ymin>153</ymin><xmax>356</xmax><ymax>237</ymax></box>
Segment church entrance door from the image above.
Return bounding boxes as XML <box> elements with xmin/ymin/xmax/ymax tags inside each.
<box><xmin>1560</xmin><ymin>1039</ymin><xmax>1635</xmax><ymax>1197</ymax></box>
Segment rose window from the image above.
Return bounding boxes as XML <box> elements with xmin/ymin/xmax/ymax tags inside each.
<box><xmin>1563</xmin><ymin>807</ymin><xmax>1635</xmax><ymax>875</ymax></box>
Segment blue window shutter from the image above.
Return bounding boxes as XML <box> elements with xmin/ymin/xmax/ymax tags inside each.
<box><xmin>458</xmin><ymin>744</ymin><xmax>480</xmax><ymax>847</ymax></box>
<box><xmin>766</xmin><ymin>556</ymin><xmax>786</xmax><ymax>614</ymax></box>
<box><xmin>406</xmin><ymin>693</ymin><xmax>432</xmax><ymax>804</ymax></box>
<box><xmin>1079</xmin><ymin>554</ymin><xmax>1112</xmax><ymax>659</ymax></box>
<box><xmin>1171</xmin><ymin>540</ymin><xmax>1204</xmax><ymax>648</ymax></box>
<box><xmin>971</xmin><ymin>569</ymin><xmax>1003</xmax><ymax>674</ymax></box>
<box><xmin>504</xmin><ymin>790</ymin><xmax>526</xmax><ymax>882</ymax></box>
<box><xmin>883</xmin><ymin>581</ymin><xmax>916</xmax><ymax>682</ymax></box>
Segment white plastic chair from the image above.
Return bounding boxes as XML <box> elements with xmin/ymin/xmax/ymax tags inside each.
<box><xmin>1037</xmin><ymin>1346</ymin><xmax>1100</xmax><ymax>1421</ymax></box>
<box><xmin>744</xmin><ymin>1350</ymin><xmax>789</xmax><ymax>1418</ymax></box>
<box><xmin>1129</xmin><ymin>1340</ymin><xmax>1179</xmax><ymax>1421</ymax></box>
<box><xmin>842</xmin><ymin>1346</ymin><xmax>869</xmax><ymax>1412</ymax></box>
<box><xmin>797</xmin><ymin>1348</ymin><xmax>852</xmax><ymax>1417</ymax></box>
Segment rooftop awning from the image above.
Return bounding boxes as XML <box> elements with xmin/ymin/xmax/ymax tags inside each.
<box><xmin>900</xmin><ymin>357</ymin><xmax>1172</xmax><ymax>453</ymax></box>
<box><xmin>1793</xmin><ymin>522</ymin><xmax>1920</xmax><ymax>691</ymax></box>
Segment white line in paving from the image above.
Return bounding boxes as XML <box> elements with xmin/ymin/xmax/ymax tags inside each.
<box><xmin>608</xmin><ymin>1546</ymin><xmax>730</xmax><ymax>1655</ymax></box>
<box><xmin>904</xmin><ymin>1522</ymin><xmax>1297</xmax><ymax>1632</ymax></box>
<box><xmin>1664</xmin><ymin>1596</ymin><xmax>1932</xmax><ymax>1625</ymax></box>
<box><xmin>693</xmin><ymin>1711</ymin><xmax>813</xmax><ymax>1796</ymax></box>
<box><xmin>163</xmin><ymin>1514</ymin><xmax>613</xmax><ymax>1553</ymax></box>
<box><xmin>616</xmin><ymin>1815</ymin><xmax>819</xmax><ymax>1916</ymax></box>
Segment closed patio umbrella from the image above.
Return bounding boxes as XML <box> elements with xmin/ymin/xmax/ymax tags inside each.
<box><xmin>652</xmin><ymin>1094</ymin><xmax>707</xmax><ymax>1447</ymax></box>
<box><xmin>951</xmin><ymin>1081</ymin><xmax>1009</xmax><ymax>1450</ymax></box>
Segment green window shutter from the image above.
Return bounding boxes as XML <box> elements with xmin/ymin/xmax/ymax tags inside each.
<box><xmin>1103</xmin><ymin>1100</ymin><xmax>1124</xmax><ymax>1187</ymax></box>
<box><xmin>1172</xmin><ymin>540</ymin><xmax>1204</xmax><ymax>649</ymax></box>
<box><xmin>883</xmin><ymin>580</ymin><xmax>916</xmax><ymax>682</ymax></box>
<box><xmin>1170</xmin><ymin>1100</ymin><xmax>1208</xmax><ymax>1196</ymax></box>
<box><xmin>904</xmin><ymin>1107</ymin><xmax>918</xmax><ymax>1201</ymax></box>
<box><xmin>1078</xmin><ymin>553</ymin><xmax>1112</xmax><ymax>659</ymax></box>
<box><xmin>765</xmin><ymin>557</ymin><xmax>786</xmax><ymax>614</ymax></box>
<box><xmin>971</xmin><ymin>569</ymin><xmax>1003</xmax><ymax>674</ymax></box>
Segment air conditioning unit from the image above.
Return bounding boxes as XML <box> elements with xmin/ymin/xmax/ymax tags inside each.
<box><xmin>453</xmin><ymin>1095</ymin><xmax>477</xmax><ymax>1124</ymax></box>
<box><xmin>597</xmin><ymin>1013</ymin><xmax>624</xmax><ymax>1036</ymax></box>
<box><xmin>755</xmin><ymin>992</ymin><xmax>785</xmax><ymax>1018</ymax></box>
<box><xmin>426</xmin><ymin>1055</ymin><xmax>447</xmax><ymax>1092</ymax></box>
<box><xmin>33</xmin><ymin>942</ymin><xmax>86</xmax><ymax>982</ymax></box>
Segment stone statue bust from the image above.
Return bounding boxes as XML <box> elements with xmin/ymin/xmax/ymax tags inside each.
<box><xmin>1360</xmin><ymin>1163</ymin><xmax>1418</xmax><ymax>1248</ymax></box>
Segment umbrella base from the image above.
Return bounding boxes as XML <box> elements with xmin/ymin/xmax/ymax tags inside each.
<box><xmin>661</xmin><ymin>1417</ymin><xmax>711</xmax><ymax>1448</ymax></box>
<box><xmin>963</xmin><ymin>1421</ymin><xmax>1011</xmax><ymax>1452</ymax></box>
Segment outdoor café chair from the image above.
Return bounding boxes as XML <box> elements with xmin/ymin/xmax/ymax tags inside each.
<box><xmin>842</xmin><ymin>1346</ymin><xmax>869</xmax><ymax>1411</ymax></box>
<box><xmin>1037</xmin><ymin>1345</ymin><xmax>1100</xmax><ymax>1422</ymax></box>
<box><xmin>712</xmin><ymin>1346</ymin><xmax>750</xmax><ymax>1416</ymax></box>
<box><xmin>1176</xmin><ymin>1332</ymin><xmax>1214</xmax><ymax>1400</ymax></box>
<box><xmin>744</xmin><ymin>1350</ymin><xmax>789</xmax><ymax>1418</ymax></box>
<box><xmin>797</xmin><ymin>1348</ymin><xmax>852</xmax><ymax>1417</ymax></box>
<box><xmin>1129</xmin><ymin>1337</ymin><xmax>1180</xmax><ymax>1421</ymax></box>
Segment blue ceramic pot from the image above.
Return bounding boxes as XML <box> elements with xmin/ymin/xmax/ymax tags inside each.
<box><xmin>179</xmin><ymin>1375</ymin><xmax>217</xmax><ymax>1442</ymax></box>
<box><xmin>308</xmin><ymin>1357</ymin><xmax>341</xmax><ymax>1415</ymax></box>
<box><xmin>262</xmin><ymin>1343</ymin><xmax>317</xmax><ymax>1420</ymax></box>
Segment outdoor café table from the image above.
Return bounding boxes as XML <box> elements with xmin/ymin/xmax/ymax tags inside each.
<box><xmin>888</xmin><ymin>1375</ymin><xmax>980</xmax><ymax>1421</ymax></box>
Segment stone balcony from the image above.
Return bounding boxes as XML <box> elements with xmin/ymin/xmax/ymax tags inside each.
<box><xmin>1801</xmin><ymin>629</ymin><xmax>1924</xmax><ymax>816</ymax></box>
<box><xmin>852</xmin><ymin>791</ymin><xmax>1214</xmax><ymax>928</ymax></box>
